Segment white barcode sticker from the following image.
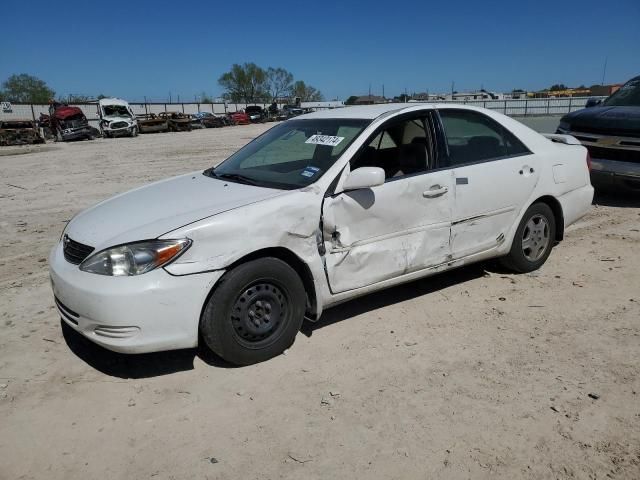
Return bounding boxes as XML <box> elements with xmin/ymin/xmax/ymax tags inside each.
<box><xmin>305</xmin><ymin>134</ymin><xmax>344</xmax><ymax>147</ymax></box>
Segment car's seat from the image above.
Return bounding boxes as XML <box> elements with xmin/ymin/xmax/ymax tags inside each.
<box><xmin>395</xmin><ymin>143</ymin><xmax>426</xmax><ymax>177</ymax></box>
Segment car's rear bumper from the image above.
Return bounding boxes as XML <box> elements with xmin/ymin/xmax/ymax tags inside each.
<box><xmin>557</xmin><ymin>184</ymin><xmax>594</xmax><ymax>228</ymax></box>
<box><xmin>49</xmin><ymin>241</ymin><xmax>224</xmax><ymax>353</ymax></box>
<box><xmin>590</xmin><ymin>158</ymin><xmax>640</xmax><ymax>192</ymax></box>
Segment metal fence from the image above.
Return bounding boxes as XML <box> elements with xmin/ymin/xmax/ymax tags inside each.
<box><xmin>428</xmin><ymin>96</ymin><xmax>606</xmax><ymax>116</ymax></box>
<box><xmin>0</xmin><ymin>100</ymin><xmax>346</xmax><ymax>126</ymax></box>
<box><xmin>0</xmin><ymin>102</ymin><xmax>275</xmax><ymax>126</ymax></box>
<box><xmin>0</xmin><ymin>97</ymin><xmax>607</xmax><ymax>126</ymax></box>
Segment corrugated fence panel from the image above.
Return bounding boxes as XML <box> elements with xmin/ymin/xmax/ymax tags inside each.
<box><xmin>0</xmin><ymin>98</ymin><xmax>608</xmax><ymax>123</ymax></box>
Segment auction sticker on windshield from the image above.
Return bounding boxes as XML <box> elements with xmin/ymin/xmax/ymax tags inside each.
<box><xmin>305</xmin><ymin>135</ymin><xmax>344</xmax><ymax>147</ymax></box>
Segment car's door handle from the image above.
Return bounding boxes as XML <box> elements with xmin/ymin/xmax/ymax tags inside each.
<box><xmin>423</xmin><ymin>186</ymin><xmax>448</xmax><ymax>198</ymax></box>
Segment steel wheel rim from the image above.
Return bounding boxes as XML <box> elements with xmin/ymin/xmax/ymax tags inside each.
<box><xmin>230</xmin><ymin>282</ymin><xmax>289</xmax><ymax>348</ymax></box>
<box><xmin>521</xmin><ymin>214</ymin><xmax>550</xmax><ymax>262</ymax></box>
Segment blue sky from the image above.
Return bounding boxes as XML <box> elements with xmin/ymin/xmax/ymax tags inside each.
<box><xmin>3</xmin><ymin>0</ymin><xmax>639</xmax><ymax>102</ymax></box>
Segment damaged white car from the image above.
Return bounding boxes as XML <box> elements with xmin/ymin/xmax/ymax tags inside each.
<box><xmin>98</xmin><ymin>98</ymin><xmax>138</xmax><ymax>137</ymax></box>
<box><xmin>50</xmin><ymin>104</ymin><xmax>593</xmax><ymax>365</ymax></box>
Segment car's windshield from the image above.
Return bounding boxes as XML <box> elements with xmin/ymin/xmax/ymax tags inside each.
<box><xmin>209</xmin><ymin>118</ymin><xmax>370</xmax><ymax>189</ymax></box>
<box><xmin>103</xmin><ymin>105</ymin><xmax>132</xmax><ymax>117</ymax></box>
<box><xmin>603</xmin><ymin>78</ymin><xmax>640</xmax><ymax>107</ymax></box>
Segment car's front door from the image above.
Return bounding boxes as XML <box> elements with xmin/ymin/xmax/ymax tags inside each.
<box><xmin>436</xmin><ymin>108</ymin><xmax>539</xmax><ymax>259</ymax></box>
<box><xmin>322</xmin><ymin>113</ymin><xmax>453</xmax><ymax>293</ymax></box>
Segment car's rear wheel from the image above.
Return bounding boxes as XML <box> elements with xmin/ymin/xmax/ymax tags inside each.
<box><xmin>500</xmin><ymin>202</ymin><xmax>556</xmax><ymax>273</ymax></box>
<box><xmin>200</xmin><ymin>257</ymin><xmax>306</xmax><ymax>365</ymax></box>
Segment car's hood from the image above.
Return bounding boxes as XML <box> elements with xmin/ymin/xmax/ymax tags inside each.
<box><xmin>563</xmin><ymin>106</ymin><xmax>640</xmax><ymax>135</ymax></box>
<box><xmin>66</xmin><ymin>172</ymin><xmax>286</xmax><ymax>250</ymax></box>
<box><xmin>54</xmin><ymin>106</ymin><xmax>85</xmax><ymax>120</ymax></box>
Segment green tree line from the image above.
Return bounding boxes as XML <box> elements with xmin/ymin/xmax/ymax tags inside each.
<box><xmin>218</xmin><ymin>63</ymin><xmax>323</xmax><ymax>103</ymax></box>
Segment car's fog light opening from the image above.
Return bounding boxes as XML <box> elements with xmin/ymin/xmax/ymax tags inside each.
<box><xmin>93</xmin><ymin>326</ymin><xmax>141</xmax><ymax>339</ymax></box>
<box><xmin>55</xmin><ymin>297</ymin><xmax>80</xmax><ymax>325</ymax></box>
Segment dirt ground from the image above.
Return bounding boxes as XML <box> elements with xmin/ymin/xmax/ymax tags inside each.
<box><xmin>1</xmin><ymin>123</ymin><xmax>639</xmax><ymax>480</ymax></box>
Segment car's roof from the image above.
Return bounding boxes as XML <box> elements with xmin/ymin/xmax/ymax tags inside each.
<box><xmin>298</xmin><ymin>102</ymin><xmax>488</xmax><ymax>120</ymax></box>
<box><xmin>300</xmin><ymin>103</ymin><xmax>420</xmax><ymax>120</ymax></box>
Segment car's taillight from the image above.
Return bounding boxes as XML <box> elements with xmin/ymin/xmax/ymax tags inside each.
<box><xmin>586</xmin><ymin>151</ymin><xmax>592</xmax><ymax>171</ymax></box>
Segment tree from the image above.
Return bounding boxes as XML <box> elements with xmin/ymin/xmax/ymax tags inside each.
<box><xmin>1</xmin><ymin>74</ymin><xmax>55</xmax><ymax>103</ymax></box>
<box><xmin>290</xmin><ymin>80</ymin><xmax>323</xmax><ymax>102</ymax></box>
<box><xmin>266</xmin><ymin>67</ymin><xmax>293</xmax><ymax>102</ymax></box>
<box><xmin>97</xmin><ymin>94</ymin><xmax>108</xmax><ymax>100</ymax></box>
<box><xmin>218</xmin><ymin>63</ymin><xmax>267</xmax><ymax>103</ymax></box>
<box><xmin>345</xmin><ymin>95</ymin><xmax>359</xmax><ymax>105</ymax></box>
<box><xmin>549</xmin><ymin>84</ymin><xmax>567</xmax><ymax>91</ymax></box>
<box><xmin>200</xmin><ymin>92</ymin><xmax>213</xmax><ymax>103</ymax></box>
<box><xmin>66</xmin><ymin>94</ymin><xmax>91</xmax><ymax>103</ymax></box>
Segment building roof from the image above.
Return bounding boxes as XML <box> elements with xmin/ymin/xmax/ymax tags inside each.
<box><xmin>354</xmin><ymin>95</ymin><xmax>387</xmax><ymax>103</ymax></box>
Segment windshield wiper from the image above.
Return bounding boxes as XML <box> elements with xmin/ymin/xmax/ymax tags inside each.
<box><xmin>211</xmin><ymin>170</ymin><xmax>259</xmax><ymax>186</ymax></box>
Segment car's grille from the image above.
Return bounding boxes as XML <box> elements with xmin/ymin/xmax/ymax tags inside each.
<box><xmin>63</xmin><ymin>236</ymin><xmax>94</xmax><ymax>265</ymax></box>
<box><xmin>586</xmin><ymin>145</ymin><xmax>640</xmax><ymax>163</ymax></box>
<box><xmin>63</xmin><ymin>118</ymin><xmax>86</xmax><ymax>129</ymax></box>
<box><xmin>111</xmin><ymin>121</ymin><xmax>128</xmax><ymax>129</ymax></box>
<box><xmin>574</xmin><ymin>125</ymin><xmax>640</xmax><ymax>138</ymax></box>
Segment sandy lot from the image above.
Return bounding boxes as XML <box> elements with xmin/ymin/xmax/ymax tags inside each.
<box><xmin>1</xmin><ymin>123</ymin><xmax>639</xmax><ymax>480</ymax></box>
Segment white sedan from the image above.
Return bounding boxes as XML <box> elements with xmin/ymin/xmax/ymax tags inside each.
<box><xmin>49</xmin><ymin>104</ymin><xmax>593</xmax><ymax>365</ymax></box>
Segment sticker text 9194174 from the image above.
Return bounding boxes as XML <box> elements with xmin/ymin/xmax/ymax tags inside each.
<box><xmin>305</xmin><ymin>135</ymin><xmax>344</xmax><ymax>147</ymax></box>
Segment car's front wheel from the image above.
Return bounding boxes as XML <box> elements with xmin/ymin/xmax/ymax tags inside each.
<box><xmin>200</xmin><ymin>257</ymin><xmax>306</xmax><ymax>365</ymax></box>
<box><xmin>500</xmin><ymin>202</ymin><xmax>556</xmax><ymax>273</ymax></box>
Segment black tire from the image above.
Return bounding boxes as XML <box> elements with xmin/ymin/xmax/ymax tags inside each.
<box><xmin>500</xmin><ymin>202</ymin><xmax>556</xmax><ymax>273</ymax></box>
<box><xmin>200</xmin><ymin>257</ymin><xmax>306</xmax><ymax>365</ymax></box>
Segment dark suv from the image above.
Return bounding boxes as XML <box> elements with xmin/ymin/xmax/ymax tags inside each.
<box><xmin>557</xmin><ymin>75</ymin><xmax>640</xmax><ymax>192</ymax></box>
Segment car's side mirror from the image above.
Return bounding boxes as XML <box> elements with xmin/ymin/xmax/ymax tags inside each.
<box><xmin>585</xmin><ymin>97</ymin><xmax>602</xmax><ymax>108</ymax></box>
<box><xmin>342</xmin><ymin>167</ymin><xmax>385</xmax><ymax>191</ymax></box>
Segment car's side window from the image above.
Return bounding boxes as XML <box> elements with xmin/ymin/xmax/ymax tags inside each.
<box><xmin>351</xmin><ymin>117</ymin><xmax>431</xmax><ymax>180</ymax></box>
<box><xmin>439</xmin><ymin>110</ymin><xmax>529</xmax><ymax>167</ymax></box>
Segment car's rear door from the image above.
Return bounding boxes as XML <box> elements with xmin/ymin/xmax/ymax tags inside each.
<box><xmin>322</xmin><ymin>112</ymin><xmax>453</xmax><ymax>293</ymax></box>
<box><xmin>436</xmin><ymin>108</ymin><xmax>539</xmax><ymax>259</ymax></box>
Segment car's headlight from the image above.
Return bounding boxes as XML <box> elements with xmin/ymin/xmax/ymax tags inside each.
<box><xmin>557</xmin><ymin>121</ymin><xmax>571</xmax><ymax>133</ymax></box>
<box><xmin>79</xmin><ymin>239</ymin><xmax>191</xmax><ymax>276</ymax></box>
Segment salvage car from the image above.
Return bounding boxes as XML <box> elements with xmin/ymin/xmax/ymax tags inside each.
<box><xmin>557</xmin><ymin>75</ymin><xmax>640</xmax><ymax>192</ymax></box>
<box><xmin>159</xmin><ymin>111</ymin><xmax>192</xmax><ymax>132</ymax></box>
<box><xmin>136</xmin><ymin>113</ymin><xmax>169</xmax><ymax>134</ymax></box>
<box><xmin>98</xmin><ymin>98</ymin><xmax>138</xmax><ymax>137</ymax></box>
<box><xmin>0</xmin><ymin>120</ymin><xmax>45</xmax><ymax>146</ymax></box>
<box><xmin>245</xmin><ymin>105</ymin><xmax>266</xmax><ymax>123</ymax></box>
<box><xmin>48</xmin><ymin>102</ymin><xmax>96</xmax><ymax>141</ymax></box>
<box><xmin>191</xmin><ymin>112</ymin><xmax>226</xmax><ymax>129</ymax></box>
<box><xmin>229</xmin><ymin>110</ymin><xmax>250</xmax><ymax>125</ymax></box>
<box><xmin>50</xmin><ymin>104</ymin><xmax>593</xmax><ymax>365</ymax></box>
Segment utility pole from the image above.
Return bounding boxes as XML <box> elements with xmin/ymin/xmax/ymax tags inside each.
<box><xmin>169</xmin><ymin>92</ymin><xmax>172</xmax><ymax>103</ymax></box>
<box><xmin>368</xmin><ymin>83</ymin><xmax>371</xmax><ymax>98</ymax></box>
<box><xmin>451</xmin><ymin>81</ymin><xmax>455</xmax><ymax>96</ymax></box>
<box><xmin>601</xmin><ymin>57</ymin><xmax>608</xmax><ymax>85</ymax></box>
<box><xmin>382</xmin><ymin>84</ymin><xmax>385</xmax><ymax>99</ymax></box>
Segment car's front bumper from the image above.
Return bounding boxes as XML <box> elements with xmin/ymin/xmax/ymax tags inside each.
<box><xmin>49</xmin><ymin>242</ymin><xmax>224</xmax><ymax>353</ymax></box>
<box><xmin>104</xmin><ymin>126</ymin><xmax>135</xmax><ymax>136</ymax></box>
<box><xmin>590</xmin><ymin>158</ymin><xmax>640</xmax><ymax>191</ymax></box>
<box><xmin>61</xmin><ymin>127</ymin><xmax>93</xmax><ymax>141</ymax></box>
